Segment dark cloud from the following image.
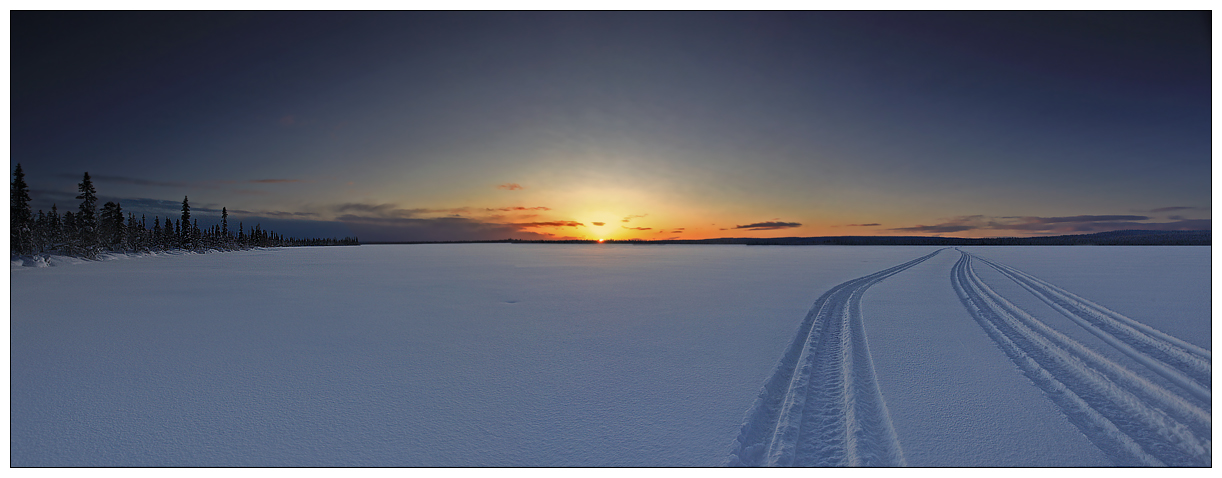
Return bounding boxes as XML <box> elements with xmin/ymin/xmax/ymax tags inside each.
<box><xmin>516</xmin><ymin>221</ymin><xmax>583</xmax><ymax>228</ymax></box>
<box><xmin>337</xmin><ymin>215</ymin><xmax>552</xmax><ymax>242</ymax></box>
<box><xmin>891</xmin><ymin>214</ymin><xmax>1210</xmax><ymax>235</ymax></box>
<box><xmin>497</xmin><ymin>183</ymin><xmax>524</xmax><ymax>190</ymax></box>
<box><xmin>485</xmin><ymin>206</ymin><xmax>551</xmax><ymax>211</ymax></box>
<box><xmin>1149</xmin><ymin>206</ymin><xmax>1203</xmax><ymax>213</ymax></box>
<box><xmin>890</xmin><ymin>223</ymin><xmax>978</xmax><ymax>233</ymax></box>
<box><xmin>621</xmin><ymin>214</ymin><xmax>647</xmax><ymax>223</ymax></box>
<box><xmin>332</xmin><ymin>203</ymin><xmax>471</xmax><ymax>217</ymax></box>
<box><xmin>734</xmin><ymin>221</ymin><xmax>802</xmax><ymax>230</ymax></box>
<box><xmin>54</xmin><ymin>174</ymin><xmax>310</xmax><ymax>193</ymax></box>
<box><xmin>247</xmin><ymin>178</ymin><xmax>307</xmax><ymax>184</ymax></box>
<box><xmin>57</xmin><ymin>173</ymin><xmax>189</xmax><ymax>188</ymax></box>
<box><xmin>227</xmin><ymin>209</ymin><xmax>319</xmax><ymax>218</ymax></box>
<box><xmin>1019</xmin><ymin>215</ymin><xmax>1149</xmax><ymax>224</ymax></box>
<box><xmin>335</xmin><ymin>203</ymin><xmax>398</xmax><ymax>215</ymax></box>
<box><xmin>591</xmin><ymin>222</ymin><xmax>606</xmax><ymax>226</ymax></box>
<box><xmin>846</xmin><ymin>223</ymin><xmax>881</xmax><ymax>227</ymax></box>
<box><xmin>622</xmin><ymin>226</ymin><xmax>652</xmax><ymax>230</ymax></box>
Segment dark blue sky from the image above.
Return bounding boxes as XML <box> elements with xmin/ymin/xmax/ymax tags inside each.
<box><xmin>11</xmin><ymin>12</ymin><xmax>1211</xmax><ymax>240</ymax></box>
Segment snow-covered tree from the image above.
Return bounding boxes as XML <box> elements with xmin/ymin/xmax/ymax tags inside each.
<box><xmin>74</xmin><ymin>172</ymin><xmax>99</xmax><ymax>257</ymax></box>
<box><xmin>11</xmin><ymin>164</ymin><xmax>33</xmax><ymax>255</ymax></box>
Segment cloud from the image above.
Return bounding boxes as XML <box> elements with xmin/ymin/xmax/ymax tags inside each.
<box><xmin>485</xmin><ymin>206</ymin><xmax>551</xmax><ymax>211</ymax></box>
<box><xmin>497</xmin><ymin>183</ymin><xmax>524</xmax><ymax>190</ymax></box>
<box><xmin>280</xmin><ymin>114</ymin><xmax>296</xmax><ymax>125</ymax></box>
<box><xmin>1149</xmin><ymin>206</ymin><xmax>1204</xmax><ymax>213</ymax></box>
<box><xmin>669</xmin><ymin>230</ymin><xmax>684</xmax><ymax>234</ymax></box>
<box><xmin>890</xmin><ymin>223</ymin><xmax>978</xmax><ymax>233</ymax></box>
<box><xmin>734</xmin><ymin>221</ymin><xmax>802</xmax><ymax>231</ymax></box>
<box><xmin>332</xmin><ymin>203</ymin><xmax>473</xmax><ymax>218</ymax></box>
<box><xmin>58</xmin><ymin>173</ymin><xmax>189</xmax><ymax>188</ymax></box>
<box><xmin>56</xmin><ymin>174</ymin><xmax>310</xmax><ymax>189</ymax></box>
<box><xmin>227</xmin><ymin>209</ymin><xmax>319</xmax><ymax>219</ymax></box>
<box><xmin>846</xmin><ymin>223</ymin><xmax>881</xmax><ymax>227</ymax></box>
<box><xmin>622</xmin><ymin>226</ymin><xmax>652</xmax><ymax>230</ymax></box>
<box><xmin>247</xmin><ymin>179</ymin><xmax>308</xmax><ymax>184</ymax></box>
<box><xmin>1013</xmin><ymin>215</ymin><xmax>1149</xmax><ymax>224</ymax></box>
<box><xmin>336</xmin><ymin>215</ymin><xmax>555</xmax><ymax>242</ymax></box>
<box><xmin>515</xmin><ymin>221</ymin><xmax>584</xmax><ymax>228</ymax></box>
<box><xmin>591</xmin><ymin>222</ymin><xmax>606</xmax><ymax>226</ymax></box>
<box><xmin>621</xmin><ymin>214</ymin><xmax>648</xmax><ymax>223</ymax></box>
<box><xmin>891</xmin><ymin>214</ymin><xmax>1211</xmax><ymax>235</ymax></box>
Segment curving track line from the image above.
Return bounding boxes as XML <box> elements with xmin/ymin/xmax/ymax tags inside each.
<box><xmin>972</xmin><ymin>254</ymin><xmax>1211</xmax><ymax>400</ymax></box>
<box><xmin>727</xmin><ymin>249</ymin><xmax>943</xmax><ymax>467</ymax></box>
<box><xmin>952</xmin><ymin>250</ymin><xmax>1211</xmax><ymax>467</ymax></box>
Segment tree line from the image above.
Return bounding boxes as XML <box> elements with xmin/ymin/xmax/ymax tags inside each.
<box><xmin>11</xmin><ymin>165</ymin><xmax>358</xmax><ymax>258</ymax></box>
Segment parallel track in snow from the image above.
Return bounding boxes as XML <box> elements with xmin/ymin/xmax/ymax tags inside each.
<box><xmin>972</xmin><ymin>254</ymin><xmax>1211</xmax><ymax>400</ymax></box>
<box><xmin>951</xmin><ymin>250</ymin><xmax>1211</xmax><ymax>467</ymax></box>
<box><xmin>727</xmin><ymin>249</ymin><xmax>943</xmax><ymax>467</ymax></box>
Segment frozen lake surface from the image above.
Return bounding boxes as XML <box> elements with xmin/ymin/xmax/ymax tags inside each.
<box><xmin>9</xmin><ymin>244</ymin><xmax>1211</xmax><ymax>466</ymax></box>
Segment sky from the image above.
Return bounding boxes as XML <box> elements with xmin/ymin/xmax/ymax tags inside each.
<box><xmin>10</xmin><ymin>11</ymin><xmax>1212</xmax><ymax>242</ymax></box>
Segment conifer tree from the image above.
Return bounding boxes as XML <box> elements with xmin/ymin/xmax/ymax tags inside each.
<box><xmin>163</xmin><ymin>217</ymin><xmax>174</xmax><ymax>249</ymax></box>
<box><xmin>63</xmin><ymin>210</ymin><xmax>77</xmax><ymax>253</ymax></box>
<box><xmin>153</xmin><ymin>216</ymin><xmax>162</xmax><ymax>249</ymax></box>
<box><xmin>180</xmin><ymin>196</ymin><xmax>191</xmax><ymax>249</ymax></box>
<box><xmin>33</xmin><ymin>210</ymin><xmax>47</xmax><ymax>253</ymax></box>
<box><xmin>75</xmin><ymin>172</ymin><xmax>99</xmax><ymax>257</ymax></box>
<box><xmin>11</xmin><ymin>164</ymin><xmax>33</xmax><ymax>255</ymax></box>
<box><xmin>100</xmin><ymin>201</ymin><xmax>125</xmax><ymax>251</ymax></box>
<box><xmin>221</xmin><ymin>207</ymin><xmax>229</xmax><ymax>241</ymax></box>
<box><xmin>48</xmin><ymin>204</ymin><xmax>63</xmax><ymax>252</ymax></box>
<box><xmin>192</xmin><ymin>219</ymin><xmax>201</xmax><ymax>250</ymax></box>
<box><xmin>127</xmin><ymin>213</ymin><xmax>139</xmax><ymax>251</ymax></box>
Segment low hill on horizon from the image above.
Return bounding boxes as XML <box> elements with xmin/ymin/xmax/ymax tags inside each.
<box><xmin>366</xmin><ymin>229</ymin><xmax>1211</xmax><ymax>246</ymax></box>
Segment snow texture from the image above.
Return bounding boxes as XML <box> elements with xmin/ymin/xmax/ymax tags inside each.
<box><xmin>10</xmin><ymin>244</ymin><xmax>1211</xmax><ymax>466</ymax></box>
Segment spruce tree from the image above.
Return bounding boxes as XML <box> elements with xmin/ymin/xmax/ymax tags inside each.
<box><xmin>33</xmin><ymin>210</ymin><xmax>47</xmax><ymax>253</ymax></box>
<box><xmin>127</xmin><ymin>213</ymin><xmax>138</xmax><ymax>251</ymax></box>
<box><xmin>192</xmin><ymin>219</ymin><xmax>201</xmax><ymax>250</ymax></box>
<box><xmin>75</xmin><ymin>172</ymin><xmax>99</xmax><ymax>257</ymax></box>
<box><xmin>100</xmin><ymin>201</ymin><xmax>121</xmax><ymax>251</ymax></box>
<box><xmin>180</xmin><ymin>196</ymin><xmax>191</xmax><ymax>249</ymax></box>
<box><xmin>63</xmin><ymin>210</ymin><xmax>78</xmax><ymax>253</ymax></box>
<box><xmin>221</xmin><ymin>207</ymin><xmax>229</xmax><ymax>242</ymax></box>
<box><xmin>152</xmin><ymin>216</ymin><xmax>162</xmax><ymax>249</ymax></box>
<box><xmin>163</xmin><ymin>217</ymin><xmax>174</xmax><ymax>249</ymax></box>
<box><xmin>11</xmin><ymin>164</ymin><xmax>33</xmax><ymax>255</ymax></box>
<box><xmin>48</xmin><ymin>204</ymin><xmax>63</xmax><ymax>252</ymax></box>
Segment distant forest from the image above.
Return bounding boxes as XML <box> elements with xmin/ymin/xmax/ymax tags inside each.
<box><xmin>10</xmin><ymin>165</ymin><xmax>359</xmax><ymax>258</ymax></box>
<box><xmin>369</xmin><ymin>230</ymin><xmax>1210</xmax><ymax>246</ymax></box>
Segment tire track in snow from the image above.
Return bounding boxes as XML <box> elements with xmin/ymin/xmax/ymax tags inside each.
<box><xmin>951</xmin><ymin>250</ymin><xmax>1211</xmax><ymax>467</ymax></box>
<box><xmin>972</xmin><ymin>254</ymin><xmax>1211</xmax><ymax>399</ymax></box>
<box><xmin>727</xmin><ymin>249</ymin><xmax>943</xmax><ymax>467</ymax></box>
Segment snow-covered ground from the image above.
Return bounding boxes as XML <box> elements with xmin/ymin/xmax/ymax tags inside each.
<box><xmin>9</xmin><ymin>244</ymin><xmax>1211</xmax><ymax>466</ymax></box>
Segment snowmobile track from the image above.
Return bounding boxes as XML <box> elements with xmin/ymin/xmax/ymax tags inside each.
<box><xmin>951</xmin><ymin>250</ymin><xmax>1211</xmax><ymax>467</ymax></box>
<box><xmin>727</xmin><ymin>249</ymin><xmax>943</xmax><ymax>467</ymax></box>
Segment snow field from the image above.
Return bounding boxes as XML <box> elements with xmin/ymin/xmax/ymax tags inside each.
<box><xmin>11</xmin><ymin>244</ymin><xmax>935</xmax><ymax>466</ymax></box>
<box><xmin>10</xmin><ymin>244</ymin><xmax>1210</xmax><ymax>466</ymax></box>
